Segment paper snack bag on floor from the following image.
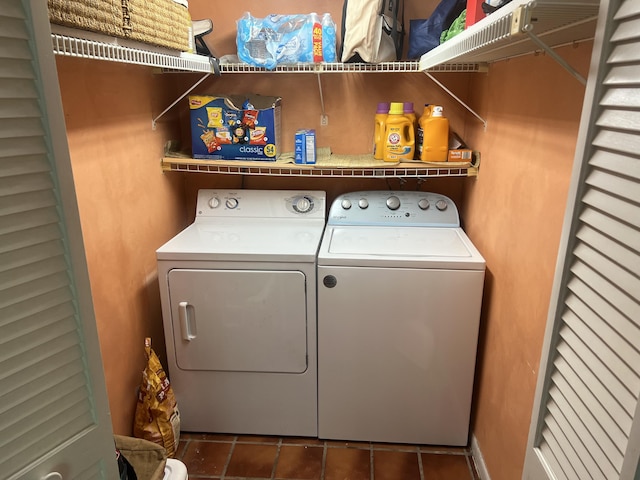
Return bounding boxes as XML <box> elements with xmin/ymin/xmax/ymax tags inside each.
<box><xmin>133</xmin><ymin>337</ymin><xmax>180</xmax><ymax>457</ymax></box>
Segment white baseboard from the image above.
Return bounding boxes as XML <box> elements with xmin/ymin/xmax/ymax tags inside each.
<box><xmin>471</xmin><ymin>434</ymin><xmax>491</xmax><ymax>480</ymax></box>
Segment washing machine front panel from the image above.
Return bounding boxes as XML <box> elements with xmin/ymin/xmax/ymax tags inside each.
<box><xmin>168</xmin><ymin>268</ymin><xmax>308</xmax><ymax>373</ymax></box>
<box><xmin>317</xmin><ymin>265</ymin><xmax>485</xmax><ymax>445</ymax></box>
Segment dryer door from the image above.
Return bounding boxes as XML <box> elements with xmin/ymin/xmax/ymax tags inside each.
<box><xmin>167</xmin><ymin>269</ymin><xmax>308</xmax><ymax>373</ymax></box>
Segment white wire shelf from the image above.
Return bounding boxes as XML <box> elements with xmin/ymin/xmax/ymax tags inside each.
<box><xmin>49</xmin><ymin>27</ymin><xmax>486</xmax><ymax>75</ymax></box>
<box><xmin>218</xmin><ymin>62</ymin><xmax>487</xmax><ymax>74</ymax></box>
<box><xmin>161</xmin><ymin>157</ymin><xmax>479</xmax><ymax>179</ymax></box>
<box><xmin>49</xmin><ymin>31</ymin><xmax>485</xmax><ymax>75</ymax></box>
<box><xmin>51</xmin><ymin>31</ymin><xmax>214</xmax><ymax>73</ymax></box>
<box><xmin>419</xmin><ymin>0</ymin><xmax>600</xmax><ymax>70</ymax></box>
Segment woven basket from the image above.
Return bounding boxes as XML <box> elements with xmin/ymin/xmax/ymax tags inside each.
<box><xmin>126</xmin><ymin>0</ymin><xmax>190</xmax><ymax>51</ymax></box>
<box><xmin>48</xmin><ymin>0</ymin><xmax>190</xmax><ymax>52</ymax></box>
<box><xmin>48</xmin><ymin>0</ymin><xmax>123</xmax><ymax>37</ymax></box>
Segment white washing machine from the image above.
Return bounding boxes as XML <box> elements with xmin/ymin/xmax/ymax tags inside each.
<box><xmin>317</xmin><ymin>191</ymin><xmax>485</xmax><ymax>446</ymax></box>
<box><xmin>157</xmin><ymin>189</ymin><xmax>326</xmax><ymax>436</ymax></box>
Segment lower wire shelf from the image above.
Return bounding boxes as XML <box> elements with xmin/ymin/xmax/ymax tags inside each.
<box><xmin>160</xmin><ymin>156</ymin><xmax>480</xmax><ymax>179</ymax></box>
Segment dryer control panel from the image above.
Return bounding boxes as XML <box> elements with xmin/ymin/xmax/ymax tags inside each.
<box><xmin>195</xmin><ymin>189</ymin><xmax>326</xmax><ymax>219</ymax></box>
<box><xmin>327</xmin><ymin>191</ymin><xmax>460</xmax><ymax>227</ymax></box>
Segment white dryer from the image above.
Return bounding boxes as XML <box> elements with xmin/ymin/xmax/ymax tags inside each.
<box><xmin>317</xmin><ymin>191</ymin><xmax>485</xmax><ymax>446</ymax></box>
<box><xmin>157</xmin><ymin>189</ymin><xmax>326</xmax><ymax>436</ymax></box>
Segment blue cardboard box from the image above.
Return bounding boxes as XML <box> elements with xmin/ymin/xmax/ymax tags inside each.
<box><xmin>189</xmin><ymin>94</ymin><xmax>281</xmax><ymax>160</ymax></box>
<box><xmin>295</xmin><ymin>129</ymin><xmax>316</xmax><ymax>164</ymax></box>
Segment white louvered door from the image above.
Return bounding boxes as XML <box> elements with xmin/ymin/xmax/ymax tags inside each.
<box><xmin>0</xmin><ymin>1</ymin><xmax>117</xmax><ymax>479</ymax></box>
<box><xmin>523</xmin><ymin>0</ymin><xmax>640</xmax><ymax>479</ymax></box>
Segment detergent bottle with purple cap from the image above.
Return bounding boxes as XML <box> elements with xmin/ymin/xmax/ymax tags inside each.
<box><xmin>383</xmin><ymin>102</ymin><xmax>415</xmax><ymax>162</ymax></box>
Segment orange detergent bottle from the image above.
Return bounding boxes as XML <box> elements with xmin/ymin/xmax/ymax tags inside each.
<box><xmin>416</xmin><ymin>104</ymin><xmax>432</xmax><ymax>159</ymax></box>
<box><xmin>383</xmin><ymin>102</ymin><xmax>415</xmax><ymax>162</ymax></box>
<box><xmin>373</xmin><ymin>102</ymin><xmax>389</xmax><ymax>160</ymax></box>
<box><xmin>419</xmin><ymin>105</ymin><xmax>449</xmax><ymax>162</ymax></box>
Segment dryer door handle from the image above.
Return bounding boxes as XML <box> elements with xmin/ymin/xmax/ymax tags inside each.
<box><xmin>178</xmin><ymin>301</ymin><xmax>197</xmax><ymax>341</ymax></box>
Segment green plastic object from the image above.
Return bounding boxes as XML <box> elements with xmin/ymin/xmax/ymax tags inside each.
<box><xmin>440</xmin><ymin>9</ymin><xmax>467</xmax><ymax>44</ymax></box>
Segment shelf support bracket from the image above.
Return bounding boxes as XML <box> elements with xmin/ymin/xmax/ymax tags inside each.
<box><xmin>424</xmin><ymin>72</ymin><xmax>487</xmax><ymax>130</ymax></box>
<box><xmin>152</xmin><ymin>72</ymin><xmax>211</xmax><ymax>130</ymax></box>
<box><xmin>524</xmin><ymin>30</ymin><xmax>587</xmax><ymax>86</ymax></box>
<box><xmin>316</xmin><ymin>73</ymin><xmax>328</xmax><ymax>125</ymax></box>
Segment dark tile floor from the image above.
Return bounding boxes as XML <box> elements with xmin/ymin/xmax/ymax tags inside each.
<box><xmin>175</xmin><ymin>433</ymin><xmax>479</xmax><ymax>480</ymax></box>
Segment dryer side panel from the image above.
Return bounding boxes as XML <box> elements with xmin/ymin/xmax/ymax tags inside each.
<box><xmin>168</xmin><ymin>269</ymin><xmax>308</xmax><ymax>373</ymax></box>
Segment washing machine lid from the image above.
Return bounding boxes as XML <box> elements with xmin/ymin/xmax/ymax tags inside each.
<box><xmin>156</xmin><ymin>218</ymin><xmax>325</xmax><ymax>262</ymax></box>
<box><xmin>318</xmin><ymin>226</ymin><xmax>485</xmax><ymax>270</ymax></box>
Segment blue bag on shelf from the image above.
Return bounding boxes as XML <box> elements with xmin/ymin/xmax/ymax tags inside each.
<box><xmin>407</xmin><ymin>0</ymin><xmax>466</xmax><ymax>59</ymax></box>
<box><xmin>237</xmin><ymin>12</ymin><xmax>337</xmax><ymax>70</ymax></box>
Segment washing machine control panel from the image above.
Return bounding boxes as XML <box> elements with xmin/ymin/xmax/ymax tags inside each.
<box><xmin>195</xmin><ymin>189</ymin><xmax>326</xmax><ymax>219</ymax></box>
<box><xmin>327</xmin><ymin>191</ymin><xmax>460</xmax><ymax>227</ymax></box>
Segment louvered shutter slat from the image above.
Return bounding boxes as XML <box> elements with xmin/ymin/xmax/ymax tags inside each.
<box><xmin>550</xmin><ymin>369</ymin><xmax>621</xmax><ymax>477</ymax></box>
<box><xmin>0</xmin><ymin>223</ymin><xmax>62</xmax><ymax>254</ymax></box>
<box><xmin>570</xmin><ymin>261</ymin><xmax>638</xmax><ymax>324</ymax></box>
<box><xmin>572</xmin><ymin>243</ymin><xmax>639</xmax><ymax>299</ymax></box>
<box><xmin>566</xmin><ymin>276</ymin><xmax>640</xmax><ymax>346</ymax></box>
<box><xmin>548</xmin><ymin>388</ymin><xmax>608</xmax><ymax>479</ymax></box>
<box><xmin>545</xmin><ymin>401</ymin><xmax>597</xmax><ymax>480</ymax></box>
<box><xmin>0</xmin><ymin>57</ymin><xmax>33</xmax><ymax>79</ymax></box>
<box><xmin>539</xmin><ymin>435</ymin><xmax>571</xmax><ymax>480</ymax></box>
<box><xmin>588</xmin><ymin>150</ymin><xmax>640</xmax><ymax>181</ymax></box>
<box><xmin>595</xmin><ymin>108</ymin><xmax>640</xmax><ymax>132</ymax></box>
<box><xmin>604</xmin><ymin>65</ymin><xmax>640</xmax><ymax>85</ymax></box>
<box><xmin>615</xmin><ymin>0</ymin><xmax>640</xmax><ymax>18</ymax></box>
<box><xmin>548</xmin><ymin>385</ymin><xmax>611</xmax><ymax>479</ymax></box>
<box><xmin>1</xmin><ymin>300</ymin><xmax>74</xmax><ymax>348</ymax></box>
<box><xmin>558</xmin><ymin>325</ymin><xmax>634</xmax><ymax>437</ymax></box>
<box><xmin>581</xmin><ymin>189</ymin><xmax>640</xmax><ymax>228</ymax></box>
<box><xmin>599</xmin><ymin>86</ymin><xmax>640</xmax><ymax>108</ymax></box>
<box><xmin>576</xmin><ymin>225</ymin><xmax>639</xmax><ymax>277</ymax></box>
<box><xmin>542</xmin><ymin>415</ymin><xmax>589</xmax><ymax>480</ymax></box>
<box><xmin>579</xmin><ymin>207</ymin><xmax>640</xmax><ymax>253</ymax></box>
<box><xmin>0</xmin><ymin>193</ymin><xmax>58</xmax><ymax>218</ymax></box>
<box><xmin>585</xmin><ymin>169</ymin><xmax>640</xmax><ymax>204</ymax></box>
<box><xmin>609</xmin><ymin>15</ymin><xmax>640</xmax><ymax>41</ymax></box>
<box><xmin>0</xmin><ymin>287</ymin><xmax>73</xmax><ymax>331</ymax></box>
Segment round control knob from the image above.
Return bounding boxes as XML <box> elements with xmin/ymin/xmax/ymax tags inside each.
<box><xmin>418</xmin><ymin>199</ymin><xmax>430</xmax><ymax>210</ymax></box>
<box><xmin>358</xmin><ymin>198</ymin><xmax>369</xmax><ymax>209</ymax></box>
<box><xmin>294</xmin><ymin>196</ymin><xmax>312</xmax><ymax>213</ymax></box>
<box><xmin>435</xmin><ymin>199</ymin><xmax>448</xmax><ymax>211</ymax></box>
<box><xmin>341</xmin><ymin>199</ymin><xmax>352</xmax><ymax>210</ymax></box>
<box><xmin>225</xmin><ymin>197</ymin><xmax>239</xmax><ymax>209</ymax></box>
<box><xmin>386</xmin><ymin>195</ymin><xmax>401</xmax><ymax>210</ymax></box>
<box><xmin>208</xmin><ymin>197</ymin><xmax>220</xmax><ymax>209</ymax></box>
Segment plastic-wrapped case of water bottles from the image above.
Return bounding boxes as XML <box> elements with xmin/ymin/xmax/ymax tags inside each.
<box><xmin>236</xmin><ymin>12</ymin><xmax>337</xmax><ymax>70</ymax></box>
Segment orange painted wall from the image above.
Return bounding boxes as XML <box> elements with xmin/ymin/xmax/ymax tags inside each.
<box><xmin>56</xmin><ymin>57</ymin><xmax>187</xmax><ymax>435</ymax></box>
<box><xmin>461</xmin><ymin>43</ymin><xmax>593</xmax><ymax>480</ymax></box>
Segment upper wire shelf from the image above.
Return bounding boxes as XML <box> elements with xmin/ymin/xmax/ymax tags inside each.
<box><xmin>419</xmin><ymin>0</ymin><xmax>600</xmax><ymax>70</ymax></box>
<box><xmin>218</xmin><ymin>62</ymin><xmax>486</xmax><ymax>74</ymax></box>
<box><xmin>50</xmin><ymin>31</ymin><xmax>486</xmax><ymax>74</ymax></box>
<box><xmin>51</xmin><ymin>32</ymin><xmax>214</xmax><ymax>73</ymax></box>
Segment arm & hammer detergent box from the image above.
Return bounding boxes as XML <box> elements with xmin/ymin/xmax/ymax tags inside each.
<box><xmin>190</xmin><ymin>94</ymin><xmax>281</xmax><ymax>160</ymax></box>
<box><xmin>294</xmin><ymin>129</ymin><xmax>316</xmax><ymax>164</ymax></box>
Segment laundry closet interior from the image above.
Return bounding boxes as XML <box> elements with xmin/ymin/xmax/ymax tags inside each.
<box><xmin>50</xmin><ymin>0</ymin><xmax>596</xmax><ymax>479</ymax></box>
